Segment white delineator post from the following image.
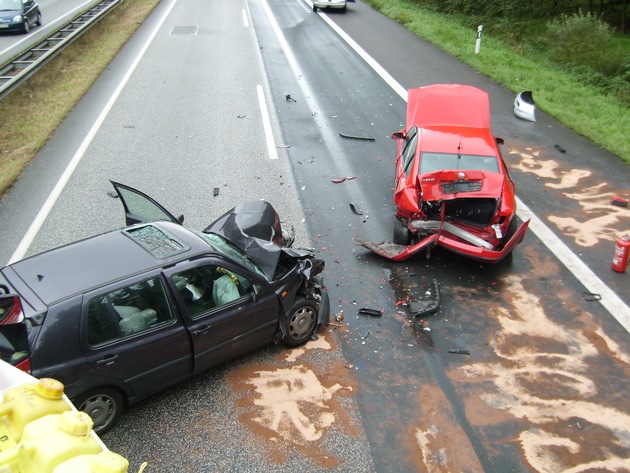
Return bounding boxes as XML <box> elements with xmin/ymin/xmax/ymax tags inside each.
<box><xmin>475</xmin><ymin>25</ymin><xmax>483</xmax><ymax>54</ymax></box>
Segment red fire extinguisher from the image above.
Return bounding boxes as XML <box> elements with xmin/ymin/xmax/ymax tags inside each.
<box><xmin>611</xmin><ymin>234</ymin><xmax>630</xmax><ymax>272</ymax></box>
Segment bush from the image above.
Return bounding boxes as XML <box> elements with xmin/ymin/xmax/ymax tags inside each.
<box><xmin>546</xmin><ymin>11</ymin><xmax>616</xmax><ymax>74</ymax></box>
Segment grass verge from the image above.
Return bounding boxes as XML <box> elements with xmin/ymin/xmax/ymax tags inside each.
<box><xmin>363</xmin><ymin>0</ymin><xmax>630</xmax><ymax>165</ymax></box>
<box><xmin>0</xmin><ymin>0</ymin><xmax>160</xmax><ymax>197</ymax></box>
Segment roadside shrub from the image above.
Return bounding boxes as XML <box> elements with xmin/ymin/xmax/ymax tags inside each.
<box><xmin>546</xmin><ymin>11</ymin><xmax>615</xmax><ymax>74</ymax></box>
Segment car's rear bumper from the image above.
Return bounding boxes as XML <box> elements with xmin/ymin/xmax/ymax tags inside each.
<box><xmin>313</xmin><ymin>0</ymin><xmax>347</xmax><ymax>8</ymax></box>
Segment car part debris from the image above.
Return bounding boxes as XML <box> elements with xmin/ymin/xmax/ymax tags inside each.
<box><xmin>332</xmin><ymin>176</ymin><xmax>356</xmax><ymax>183</ymax></box>
<box><xmin>284</xmin><ymin>94</ymin><xmax>296</xmax><ymax>102</ymax></box>
<box><xmin>339</xmin><ymin>132</ymin><xmax>375</xmax><ymax>141</ymax></box>
<box><xmin>349</xmin><ymin>203</ymin><xmax>363</xmax><ymax>215</ymax></box>
<box><xmin>611</xmin><ymin>196</ymin><xmax>628</xmax><ymax>207</ymax></box>
<box><xmin>513</xmin><ymin>91</ymin><xmax>536</xmax><ymax>122</ymax></box>
<box><xmin>213</xmin><ymin>187</ymin><xmax>220</xmax><ymax>197</ymax></box>
<box><xmin>583</xmin><ymin>291</ymin><xmax>602</xmax><ymax>301</ymax></box>
<box><xmin>554</xmin><ymin>144</ymin><xmax>566</xmax><ymax>153</ymax></box>
<box><xmin>449</xmin><ymin>348</ymin><xmax>470</xmax><ymax>355</ymax></box>
<box><xmin>358</xmin><ymin>308</ymin><xmax>383</xmax><ymax>317</ymax></box>
<box><xmin>407</xmin><ymin>279</ymin><xmax>440</xmax><ymax>316</ymax></box>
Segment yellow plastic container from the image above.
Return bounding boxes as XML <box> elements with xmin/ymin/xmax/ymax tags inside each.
<box><xmin>0</xmin><ymin>378</ymin><xmax>70</xmax><ymax>448</ymax></box>
<box><xmin>17</xmin><ymin>411</ymin><xmax>104</xmax><ymax>473</ymax></box>
<box><xmin>52</xmin><ymin>451</ymin><xmax>129</xmax><ymax>473</ymax></box>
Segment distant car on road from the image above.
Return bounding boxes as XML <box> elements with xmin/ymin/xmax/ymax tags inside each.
<box><xmin>0</xmin><ymin>0</ymin><xmax>41</xmax><ymax>34</ymax></box>
<box><xmin>362</xmin><ymin>84</ymin><xmax>529</xmax><ymax>262</ymax></box>
<box><xmin>0</xmin><ymin>182</ymin><xmax>330</xmax><ymax>435</ymax></box>
<box><xmin>312</xmin><ymin>0</ymin><xmax>354</xmax><ymax>13</ymax></box>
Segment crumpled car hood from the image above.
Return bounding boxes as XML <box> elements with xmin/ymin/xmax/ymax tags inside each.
<box><xmin>203</xmin><ymin>201</ymin><xmax>310</xmax><ymax>280</ymax></box>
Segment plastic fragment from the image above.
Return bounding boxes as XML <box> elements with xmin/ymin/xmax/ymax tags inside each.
<box><xmin>358</xmin><ymin>308</ymin><xmax>383</xmax><ymax>317</ymax></box>
<box><xmin>449</xmin><ymin>348</ymin><xmax>470</xmax><ymax>355</ymax></box>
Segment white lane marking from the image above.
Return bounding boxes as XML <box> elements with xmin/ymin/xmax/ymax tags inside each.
<box><xmin>257</xmin><ymin>84</ymin><xmax>278</xmax><ymax>160</ymax></box>
<box><xmin>242</xmin><ymin>8</ymin><xmax>249</xmax><ymax>27</ymax></box>
<box><xmin>317</xmin><ymin>9</ymin><xmax>630</xmax><ymax>331</ymax></box>
<box><xmin>8</xmin><ymin>0</ymin><xmax>179</xmax><ymax>265</ymax></box>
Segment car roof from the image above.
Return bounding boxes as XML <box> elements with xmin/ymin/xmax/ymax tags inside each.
<box><xmin>7</xmin><ymin>222</ymin><xmax>210</xmax><ymax>305</ymax></box>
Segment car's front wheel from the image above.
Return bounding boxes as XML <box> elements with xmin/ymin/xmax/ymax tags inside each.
<box><xmin>76</xmin><ymin>387</ymin><xmax>124</xmax><ymax>435</ymax></box>
<box><xmin>35</xmin><ymin>12</ymin><xmax>42</xmax><ymax>26</ymax></box>
<box><xmin>22</xmin><ymin>19</ymin><xmax>30</xmax><ymax>34</ymax></box>
<box><xmin>284</xmin><ymin>298</ymin><xmax>318</xmax><ymax>347</ymax></box>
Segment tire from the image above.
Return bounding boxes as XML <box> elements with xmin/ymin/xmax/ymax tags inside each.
<box><xmin>501</xmin><ymin>217</ymin><xmax>518</xmax><ymax>248</ymax></box>
<box><xmin>284</xmin><ymin>298</ymin><xmax>318</xmax><ymax>347</ymax></box>
<box><xmin>312</xmin><ymin>4</ymin><xmax>317</xmax><ymax>11</ymax></box>
<box><xmin>23</xmin><ymin>20</ymin><xmax>29</xmax><ymax>34</ymax></box>
<box><xmin>76</xmin><ymin>387</ymin><xmax>124</xmax><ymax>435</ymax></box>
<box><xmin>35</xmin><ymin>12</ymin><xmax>42</xmax><ymax>27</ymax></box>
<box><xmin>393</xmin><ymin>218</ymin><xmax>411</xmax><ymax>245</ymax></box>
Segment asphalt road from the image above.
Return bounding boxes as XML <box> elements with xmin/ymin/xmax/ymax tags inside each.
<box><xmin>1</xmin><ymin>0</ymin><xmax>629</xmax><ymax>471</ymax></box>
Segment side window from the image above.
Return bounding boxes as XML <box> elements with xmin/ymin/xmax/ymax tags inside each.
<box><xmin>172</xmin><ymin>265</ymin><xmax>253</xmax><ymax>318</ymax></box>
<box><xmin>401</xmin><ymin>128</ymin><xmax>418</xmax><ymax>176</ymax></box>
<box><xmin>86</xmin><ymin>277</ymin><xmax>174</xmax><ymax>347</ymax></box>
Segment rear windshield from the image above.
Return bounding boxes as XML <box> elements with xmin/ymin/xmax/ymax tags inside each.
<box><xmin>420</xmin><ymin>152</ymin><xmax>499</xmax><ymax>174</ymax></box>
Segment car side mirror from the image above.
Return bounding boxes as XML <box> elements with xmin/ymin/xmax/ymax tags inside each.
<box><xmin>251</xmin><ymin>284</ymin><xmax>263</xmax><ymax>302</ymax></box>
<box><xmin>177</xmin><ymin>214</ymin><xmax>184</xmax><ymax>224</ymax></box>
<box><xmin>391</xmin><ymin>130</ymin><xmax>405</xmax><ymax>140</ymax></box>
<box><xmin>495</xmin><ymin>137</ymin><xmax>505</xmax><ymax>146</ymax></box>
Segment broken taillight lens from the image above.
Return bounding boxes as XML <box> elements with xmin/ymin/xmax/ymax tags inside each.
<box><xmin>0</xmin><ymin>295</ymin><xmax>24</xmax><ymax>325</ymax></box>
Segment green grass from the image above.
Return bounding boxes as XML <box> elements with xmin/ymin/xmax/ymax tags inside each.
<box><xmin>0</xmin><ymin>0</ymin><xmax>160</xmax><ymax>197</ymax></box>
<box><xmin>363</xmin><ymin>0</ymin><xmax>630</xmax><ymax>164</ymax></box>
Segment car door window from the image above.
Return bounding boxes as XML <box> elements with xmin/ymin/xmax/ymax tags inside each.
<box><xmin>401</xmin><ymin>127</ymin><xmax>418</xmax><ymax>176</ymax></box>
<box><xmin>172</xmin><ymin>265</ymin><xmax>253</xmax><ymax>318</ymax></box>
<box><xmin>86</xmin><ymin>277</ymin><xmax>174</xmax><ymax>346</ymax></box>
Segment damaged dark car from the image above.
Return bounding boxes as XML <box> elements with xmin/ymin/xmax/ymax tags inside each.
<box><xmin>0</xmin><ymin>181</ymin><xmax>330</xmax><ymax>434</ymax></box>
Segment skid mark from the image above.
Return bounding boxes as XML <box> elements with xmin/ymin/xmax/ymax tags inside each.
<box><xmin>409</xmin><ymin>384</ymin><xmax>484</xmax><ymax>473</ymax></box>
<box><xmin>509</xmin><ymin>147</ymin><xmax>630</xmax><ymax>247</ymax></box>
<box><xmin>226</xmin><ymin>334</ymin><xmax>358</xmax><ymax>467</ymax></box>
<box><xmin>451</xmin><ymin>273</ymin><xmax>630</xmax><ymax>472</ymax></box>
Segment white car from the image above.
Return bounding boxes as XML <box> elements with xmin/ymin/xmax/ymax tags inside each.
<box><xmin>312</xmin><ymin>0</ymin><xmax>353</xmax><ymax>12</ymax></box>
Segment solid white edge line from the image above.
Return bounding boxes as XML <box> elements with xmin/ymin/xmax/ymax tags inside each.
<box><xmin>257</xmin><ymin>85</ymin><xmax>278</xmax><ymax>160</ymax></box>
<box><xmin>316</xmin><ymin>6</ymin><xmax>630</xmax><ymax>330</ymax></box>
<box><xmin>7</xmin><ymin>0</ymin><xmax>179</xmax><ymax>265</ymax></box>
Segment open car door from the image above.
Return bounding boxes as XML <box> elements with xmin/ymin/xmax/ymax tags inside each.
<box><xmin>110</xmin><ymin>181</ymin><xmax>183</xmax><ymax>226</ymax></box>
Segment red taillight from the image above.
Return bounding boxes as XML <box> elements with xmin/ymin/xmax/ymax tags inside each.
<box><xmin>0</xmin><ymin>295</ymin><xmax>24</xmax><ymax>325</ymax></box>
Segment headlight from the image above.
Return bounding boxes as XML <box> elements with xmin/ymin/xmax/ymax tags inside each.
<box><xmin>12</xmin><ymin>15</ymin><xmax>24</xmax><ymax>22</ymax></box>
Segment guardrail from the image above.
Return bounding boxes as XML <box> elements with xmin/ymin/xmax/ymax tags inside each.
<box><xmin>0</xmin><ymin>0</ymin><xmax>121</xmax><ymax>101</ymax></box>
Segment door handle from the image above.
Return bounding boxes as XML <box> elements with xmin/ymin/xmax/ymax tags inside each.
<box><xmin>96</xmin><ymin>354</ymin><xmax>118</xmax><ymax>366</ymax></box>
<box><xmin>192</xmin><ymin>324</ymin><xmax>210</xmax><ymax>336</ymax></box>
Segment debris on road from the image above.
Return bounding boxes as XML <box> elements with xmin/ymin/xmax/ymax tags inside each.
<box><xmin>611</xmin><ymin>196</ymin><xmax>628</xmax><ymax>207</ymax></box>
<box><xmin>331</xmin><ymin>176</ymin><xmax>356</xmax><ymax>183</ymax></box>
<box><xmin>448</xmin><ymin>348</ymin><xmax>470</xmax><ymax>355</ymax></box>
<box><xmin>339</xmin><ymin>132</ymin><xmax>375</xmax><ymax>141</ymax></box>
<box><xmin>407</xmin><ymin>279</ymin><xmax>440</xmax><ymax>316</ymax></box>
<box><xmin>349</xmin><ymin>203</ymin><xmax>363</xmax><ymax>215</ymax></box>
<box><xmin>554</xmin><ymin>144</ymin><xmax>567</xmax><ymax>153</ymax></box>
<box><xmin>213</xmin><ymin>187</ymin><xmax>220</xmax><ymax>197</ymax></box>
<box><xmin>284</xmin><ymin>93</ymin><xmax>296</xmax><ymax>102</ymax></box>
<box><xmin>583</xmin><ymin>291</ymin><xmax>602</xmax><ymax>301</ymax></box>
<box><xmin>358</xmin><ymin>308</ymin><xmax>383</xmax><ymax>317</ymax></box>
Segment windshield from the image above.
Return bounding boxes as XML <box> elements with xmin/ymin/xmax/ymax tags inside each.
<box><xmin>193</xmin><ymin>231</ymin><xmax>266</xmax><ymax>279</ymax></box>
<box><xmin>420</xmin><ymin>152</ymin><xmax>499</xmax><ymax>175</ymax></box>
<box><xmin>0</xmin><ymin>0</ymin><xmax>21</xmax><ymax>10</ymax></box>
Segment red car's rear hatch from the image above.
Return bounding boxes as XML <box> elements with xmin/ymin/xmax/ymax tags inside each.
<box><xmin>419</xmin><ymin>169</ymin><xmax>504</xmax><ymax>201</ymax></box>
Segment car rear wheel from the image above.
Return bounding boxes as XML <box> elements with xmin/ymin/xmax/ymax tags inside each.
<box><xmin>284</xmin><ymin>298</ymin><xmax>318</xmax><ymax>347</ymax></box>
<box><xmin>312</xmin><ymin>4</ymin><xmax>317</xmax><ymax>11</ymax></box>
<box><xmin>393</xmin><ymin>218</ymin><xmax>411</xmax><ymax>245</ymax></box>
<box><xmin>76</xmin><ymin>387</ymin><xmax>124</xmax><ymax>435</ymax></box>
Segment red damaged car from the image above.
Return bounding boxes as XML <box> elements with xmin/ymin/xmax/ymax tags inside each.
<box><xmin>362</xmin><ymin>84</ymin><xmax>529</xmax><ymax>262</ymax></box>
